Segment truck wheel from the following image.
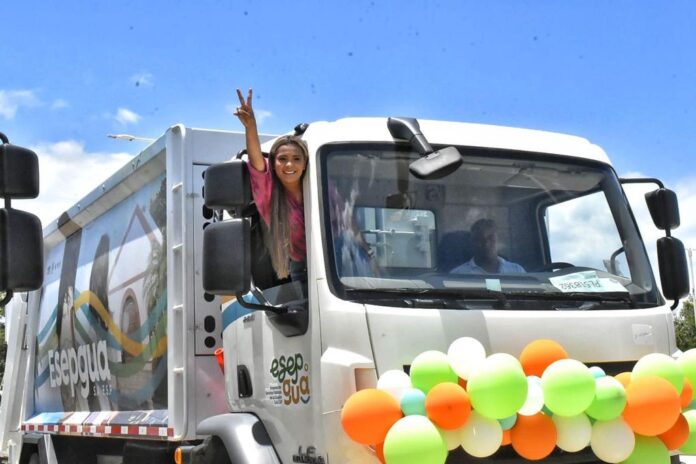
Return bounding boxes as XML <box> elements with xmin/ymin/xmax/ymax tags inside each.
<box><xmin>27</xmin><ymin>454</ymin><xmax>39</xmax><ymax>464</ymax></box>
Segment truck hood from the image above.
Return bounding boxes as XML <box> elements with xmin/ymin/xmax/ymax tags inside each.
<box><xmin>364</xmin><ymin>304</ymin><xmax>675</xmax><ymax>375</ymax></box>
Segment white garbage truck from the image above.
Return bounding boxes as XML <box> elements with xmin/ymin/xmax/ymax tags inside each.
<box><xmin>0</xmin><ymin>117</ymin><xmax>690</xmax><ymax>463</ymax></box>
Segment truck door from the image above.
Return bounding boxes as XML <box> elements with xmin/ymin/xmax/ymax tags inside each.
<box><xmin>225</xmin><ymin>215</ymin><xmax>318</xmax><ymax>463</ymax></box>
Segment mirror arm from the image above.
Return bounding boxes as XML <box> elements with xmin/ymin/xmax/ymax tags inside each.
<box><xmin>610</xmin><ymin>246</ymin><xmax>624</xmax><ymax>262</ymax></box>
<box><xmin>619</xmin><ymin>177</ymin><xmax>665</xmax><ymax>189</ymax></box>
<box><xmin>0</xmin><ymin>290</ymin><xmax>14</xmax><ymax>307</ymax></box>
<box><xmin>235</xmin><ymin>291</ymin><xmax>288</xmax><ymax>315</ymax></box>
<box><xmin>671</xmin><ymin>300</ymin><xmax>679</xmax><ymax>310</ymax></box>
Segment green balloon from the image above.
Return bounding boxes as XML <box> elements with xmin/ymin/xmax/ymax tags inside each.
<box><xmin>633</xmin><ymin>353</ymin><xmax>684</xmax><ymax>394</ymax></box>
<box><xmin>542</xmin><ymin>359</ymin><xmax>595</xmax><ymax>417</ymax></box>
<box><xmin>585</xmin><ymin>376</ymin><xmax>627</xmax><ymax>421</ymax></box>
<box><xmin>467</xmin><ymin>353</ymin><xmax>527</xmax><ymax>419</ymax></box>
<box><xmin>678</xmin><ymin>349</ymin><xmax>696</xmax><ymax>391</ymax></box>
<box><xmin>680</xmin><ymin>410</ymin><xmax>696</xmax><ymax>454</ymax></box>
<box><xmin>620</xmin><ymin>435</ymin><xmax>669</xmax><ymax>464</ymax></box>
<box><xmin>409</xmin><ymin>351</ymin><xmax>457</xmax><ymax>394</ymax></box>
<box><xmin>383</xmin><ymin>416</ymin><xmax>447</xmax><ymax>464</ymax></box>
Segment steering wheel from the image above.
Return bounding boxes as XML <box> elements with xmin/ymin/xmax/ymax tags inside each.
<box><xmin>535</xmin><ymin>262</ymin><xmax>575</xmax><ymax>272</ymax></box>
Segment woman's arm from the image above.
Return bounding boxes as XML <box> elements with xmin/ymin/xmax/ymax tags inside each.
<box><xmin>234</xmin><ymin>88</ymin><xmax>265</xmax><ymax>172</ymax></box>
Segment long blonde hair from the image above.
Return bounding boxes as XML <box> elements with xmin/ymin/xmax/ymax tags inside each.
<box><xmin>265</xmin><ymin>136</ymin><xmax>309</xmax><ymax>278</ymax></box>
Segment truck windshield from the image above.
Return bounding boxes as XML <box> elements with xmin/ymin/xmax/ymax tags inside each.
<box><xmin>321</xmin><ymin>144</ymin><xmax>661</xmax><ymax>309</ymax></box>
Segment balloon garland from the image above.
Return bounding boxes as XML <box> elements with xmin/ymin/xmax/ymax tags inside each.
<box><xmin>340</xmin><ymin>338</ymin><xmax>696</xmax><ymax>463</ymax></box>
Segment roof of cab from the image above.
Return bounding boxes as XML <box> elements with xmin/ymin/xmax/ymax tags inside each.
<box><xmin>300</xmin><ymin>117</ymin><xmax>611</xmax><ymax>165</ymax></box>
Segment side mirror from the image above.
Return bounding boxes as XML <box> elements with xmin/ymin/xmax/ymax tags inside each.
<box><xmin>0</xmin><ymin>142</ymin><xmax>40</xmax><ymax>199</ymax></box>
<box><xmin>202</xmin><ymin>219</ymin><xmax>250</xmax><ymax>295</ymax></box>
<box><xmin>0</xmin><ymin>208</ymin><xmax>43</xmax><ymax>291</ymax></box>
<box><xmin>645</xmin><ymin>188</ymin><xmax>680</xmax><ymax>231</ymax></box>
<box><xmin>657</xmin><ymin>237</ymin><xmax>690</xmax><ymax>302</ymax></box>
<box><xmin>203</xmin><ymin>160</ymin><xmax>251</xmax><ymax>212</ymax></box>
<box><xmin>620</xmin><ymin>178</ymin><xmax>689</xmax><ymax>307</ymax></box>
<box><xmin>387</xmin><ymin>117</ymin><xmax>462</xmax><ymax>180</ymax></box>
<box><xmin>409</xmin><ymin>147</ymin><xmax>463</xmax><ymax>180</ymax></box>
<box><xmin>0</xmin><ymin>133</ymin><xmax>43</xmax><ymax>305</ymax></box>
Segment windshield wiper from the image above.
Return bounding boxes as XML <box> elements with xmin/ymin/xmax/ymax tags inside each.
<box><xmin>544</xmin><ymin>292</ymin><xmax>637</xmax><ymax>309</ymax></box>
<box><xmin>343</xmin><ymin>288</ymin><xmax>448</xmax><ymax>308</ymax></box>
<box><xmin>345</xmin><ymin>287</ymin><xmax>510</xmax><ymax>309</ymax></box>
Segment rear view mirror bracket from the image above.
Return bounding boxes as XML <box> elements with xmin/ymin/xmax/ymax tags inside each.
<box><xmin>0</xmin><ymin>290</ymin><xmax>12</xmax><ymax>307</ymax></box>
<box><xmin>387</xmin><ymin>117</ymin><xmax>463</xmax><ymax>180</ymax></box>
<box><xmin>235</xmin><ymin>291</ymin><xmax>287</xmax><ymax>315</ymax></box>
<box><xmin>620</xmin><ymin>177</ymin><xmax>678</xmax><ymax>234</ymax></box>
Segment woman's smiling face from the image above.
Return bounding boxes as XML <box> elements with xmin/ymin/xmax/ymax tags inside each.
<box><xmin>273</xmin><ymin>144</ymin><xmax>307</xmax><ymax>187</ymax></box>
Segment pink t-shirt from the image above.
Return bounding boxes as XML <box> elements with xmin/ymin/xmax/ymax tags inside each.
<box><xmin>247</xmin><ymin>158</ymin><xmax>306</xmax><ymax>262</ymax></box>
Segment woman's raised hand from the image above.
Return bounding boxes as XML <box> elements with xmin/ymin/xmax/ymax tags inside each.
<box><xmin>235</xmin><ymin>88</ymin><xmax>264</xmax><ymax>172</ymax></box>
<box><xmin>234</xmin><ymin>88</ymin><xmax>256</xmax><ymax>128</ymax></box>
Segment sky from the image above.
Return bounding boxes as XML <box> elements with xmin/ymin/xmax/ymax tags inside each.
<box><xmin>1</xmin><ymin>0</ymin><xmax>695</xmax><ymax>293</ymax></box>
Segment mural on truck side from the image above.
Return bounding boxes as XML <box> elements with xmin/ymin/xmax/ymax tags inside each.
<box><xmin>33</xmin><ymin>174</ymin><xmax>167</xmax><ymax>413</ymax></box>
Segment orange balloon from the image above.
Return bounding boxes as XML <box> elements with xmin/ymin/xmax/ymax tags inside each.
<box><xmin>425</xmin><ymin>382</ymin><xmax>472</xmax><ymax>430</ymax></box>
<box><xmin>615</xmin><ymin>371</ymin><xmax>632</xmax><ymax>388</ymax></box>
<box><xmin>510</xmin><ymin>413</ymin><xmax>557</xmax><ymax>461</ymax></box>
<box><xmin>340</xmin><ymin>389</ymin><xmax>403</xmax><ymax>444</ymax></box>
<box><xmin>622</xmin><ymin>376</ymin><xmax>681</xmax><ymax>436</ymax></box>
<box><xmin>375</xmin><ymin>442</ymin><xmax>386</xmax><ymax>463</ymax></box>
<box><xmin>502</xmin><ymin>429</ymin><xmax>512</xmax><ymax>446</ymax></box>
<box><xmin>659</xmin><ymin>414</ymin><xmax>689</xmax><ymax>450</ymax></box>
<box><xmin>681</xmin><ymin>378</ymin><xmax>693</xmax><ymax>409</ymax></box>
<box><xmin>519</xmin><ymin>339</ymin><xmax>568</xmax><ymax>377</ymax></box>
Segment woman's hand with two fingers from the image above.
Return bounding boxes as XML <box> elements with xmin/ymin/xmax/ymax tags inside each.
<box><xmin>234</xmin><ymin>88</ymin><xmax>256</xmax><ymax>128</ymax></box>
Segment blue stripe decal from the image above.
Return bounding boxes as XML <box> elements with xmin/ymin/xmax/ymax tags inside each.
<box><xmin>35</xmin><ymin>365</ymin><xmax>50</xmax><ymax>388</ymax></box>
<box><xmin>221</xmin><ymin>294</ymin><xmax>257</xmax><ymax>331</ymax></box>
<box><xmin>37</xmin><ymin>304</ymin><xmax>59</xmax><ymax>344</ymax></box>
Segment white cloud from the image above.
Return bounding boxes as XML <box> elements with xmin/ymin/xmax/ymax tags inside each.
<box><xmin>115</xmin><ymin>107</ymin><xmax>141</xmax><ymax>125</ymax></box>
<box><xmin>547</xmin><ymin>190</ymin><xmax>624</xmax><ymax>270</ymax></box>
<box><xmin>226</xmin><ymin>104</ymin><xmax>273</xmax><ymax>125</ymax></box>
<box><xmin>51</xmin><ymin>99</ymin><xmax>69</xmax><ymax>110</ymax></box>
<box><xmin>13</xmin><ymin>140</ymin><xmax>133</xmax><ymax>226</ymax></box>
<box><xmin>130</xmin><ymin>72</ymin><xmax>154</xmax><ymax>87</ymax></box>
<box><xmin>0</xmin><ymin>89</ymin><xmax>40</xmax><ymax>119</ymax></box>
<box><xmin>255</xmin><ymin>109</ymin><xmax>273</xmax><ymax>124</ymax></box>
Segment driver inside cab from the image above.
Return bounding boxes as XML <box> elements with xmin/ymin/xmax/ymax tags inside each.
<box><xmin>451</xmin><ymin>218</ymin><xmax>525</xmax><ymax>274</ymax></box>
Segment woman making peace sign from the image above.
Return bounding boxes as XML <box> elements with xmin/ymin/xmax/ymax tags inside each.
<box><xmin>234</xmin><ymin>88</ymin><xmax>309</xmax><ymax>282</ymax></box>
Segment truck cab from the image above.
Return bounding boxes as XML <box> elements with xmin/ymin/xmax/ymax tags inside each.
<box><xmin>203</xmin><ymin>117</ymin><xmax>688</xmax><ymax>463</ymax></box>
<box><xmin>0</xmin><ymin>118</ymin><xmax>688</xmax><ymax>463</ymax></box>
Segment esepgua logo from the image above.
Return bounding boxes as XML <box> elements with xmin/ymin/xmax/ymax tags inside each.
<box><xmin>268</xmin><ymin>353</ymin><xmax>310</xmax><ymax>405</ymax></box>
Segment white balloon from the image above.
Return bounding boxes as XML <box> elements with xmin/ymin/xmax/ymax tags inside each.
<box><xmin>376</xmin><ymin>369</ymin><xmax>412</xmax><ymax>401</ymax></box>
<box><xmin>440</xmin><ymin>427</ymin><xmax>464</xmax><ymax>451</ymax></box>
<box><xmin>447</xmin><ymin>337</ymin><xmax>487</xmax><ymax>380</ymax></box>
<box><xmin>460</xmin><ymin>411</ymin><xmax>503</xmax><ymax>458</ymax></box>
<box><xmin>518</xmin><ymin>376</ymin><xmax>544</xmax><ymax>416</ymax></box>
<box><xmin>553</xmin><ymin>413</ymin><xmax>592</xmax><ymax>452</ymax></box>
<box><xmin>590</xmin><ymin>418</ymin><xmax>635</xmax><ymax>463</ymax></box>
